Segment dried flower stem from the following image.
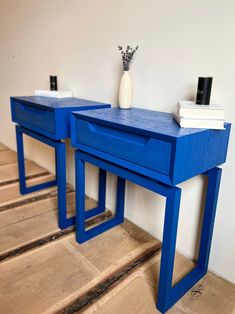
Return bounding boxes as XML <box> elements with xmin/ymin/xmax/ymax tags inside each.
<box><xmin>118</xmin><ymin>45</ymin><xmax>138</xmax><ymax>71</ymax></box>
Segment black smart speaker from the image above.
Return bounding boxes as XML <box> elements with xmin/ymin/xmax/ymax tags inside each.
<box><xmin>50</xmin><ymin>76</ymin><xmax>58</xmax><ymax>91</ymax></box>
<box><xmin>196</xmin><ymin>77</ymin><xmax>213</xmax><ymax>105</ymax></box>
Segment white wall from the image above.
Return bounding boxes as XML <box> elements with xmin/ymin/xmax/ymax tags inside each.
<box><xmin>0</xmin><ymin>0</ymin><xmax>234</xmax><ymax>283</ymax></box>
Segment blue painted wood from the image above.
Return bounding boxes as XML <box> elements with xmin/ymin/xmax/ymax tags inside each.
<box><xmin>74</xmin><ymin>148</ymin><xmax>224</xmax><ymax>312</ymax></box>
<box><xmin>157</xmin><ymin>186</ymin><xmax>182</xmax><ymax>310</ymax></box>
<box><xmin>71</xmin><ymin>107</ymin><xmax>231</xmax><ymax>313</ymax></box>
<box><xmin>197</xmin><ymin>168</ymin><xmax>222</xmax><ymax>270</ymax></box>
<box><xmin>76</xmin><ymin>150</ymin><xmax>172</xmax><ymax>197</ymax></box>
<box><xmin>72</xmin><ymin>107</ymin><xmax>229</xmax><ymax>139</ymax></box>
<box><xmin>157</xmin><ymin>167</ymin><xmax>222</xmax><ymax>313</ymax></box>
<box><xmin>73</xmin><ymin>119</ymin><xmax>172</xmax><ymax>175</ymax></box>
<box><xmin>16</xmin><ymin>125</ymin><xmax>58</xmax><ymax>194</ymax></box>
<box><xmin>11</xmin><ymin>96</ymin><xmax>111</xmax><ymax>140</ymax></box>
<box><xmin>11</xmin><ymin>96</ymin><xmax>110</xmax><ymax>229</ymax></box>
<box><xmin>172</xmin><ymin>126</ymin><xmax>231</xmax><ymax>185</ymax></box>
<box><xmin>71</xmin><ymin>142</ymin><xmax>172</xmax><ymax>185</ymax></box>
<box><xmin>11</xmin><ymin>96</ymin><xmax>111</xmax><ymax>110</ymax></box>
<box><xmin>75</xmin><ymin>150</ymin><xmax>125</xmax><ymax>243</ymax></box>
<box><xmin>16</xmin><ymin>126</ymin><xmax>73</xmax><ymax>229</ymax></box>
<box><xmin>97</xmin><ymin>169</ymin><xmax>107</xmax><ymax>214</ymax></box>
<box><xmin>16</xmin><ymin>125</ymin><xmax>109</xmax><ymax>229</ymax></box>
<box><xmin>84</xmin><ymin>169</ymin><xmax>108</xmax><ymax>220</ymax></box>
<box><xmin>71</xmin><ymin>108</ymin><xmax>231</xmax><ymax>185</ymax></box>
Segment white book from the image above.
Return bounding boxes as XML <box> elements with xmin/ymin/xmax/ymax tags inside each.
<box><xmin>35</xmin><ymin>90</ymin><xmax>73</xmax><ymax>98</ymax></box>
<box><xmin>177</xmin><ymin>101</ymin><xmax>225</xmax><ymax>120</ymax></box>
<box><xmin>173</xmin><ymin>112</ymin><xmax>225</xmax><ymax>130</ymax></box>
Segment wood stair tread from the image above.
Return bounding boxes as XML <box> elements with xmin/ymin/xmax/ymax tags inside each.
<box><xmin>0</xmin><ymin>143</ymin><xmax>234</xmax><ymax>314</ymax></box>
<box><xmin>81</xmin><ymin>253</ymin><xmax>235</xmax><ymax>314</ymax></box>
<box><xmin>0</xmin><ymin>220</ymin><xmax>160</xmax><ymax>314</ymax></box>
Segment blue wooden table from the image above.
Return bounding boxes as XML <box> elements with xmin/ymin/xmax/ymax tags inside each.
<box><xmin>10</xmin><ymin>96</ymin><xmax>110</xmax><ymax>229</ymax></box>
<box><xmin>71</xmin><ymin>107</ymin><xmax>231</xmax><ymax>313</ymax></box>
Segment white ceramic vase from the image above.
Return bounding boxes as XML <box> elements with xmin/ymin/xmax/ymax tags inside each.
<box><xmin>118</xmin><ymin>70</ymin><xmax>133</xmax><ymax>109</ymax></box>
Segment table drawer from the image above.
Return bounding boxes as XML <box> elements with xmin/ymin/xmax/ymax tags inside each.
<box><xmin>74</xmin><ymin>119</ymin><xmax>172</xmax><ymax>175</ymax></box>
<box><xmin>11</xmin><ymin>100</ymin><xmax>55</xmax><ymax>135</ymax></box>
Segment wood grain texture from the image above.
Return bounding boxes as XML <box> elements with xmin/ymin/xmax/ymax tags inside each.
<box><xmin>0</xmin><ymin>221</ymin><xmax>160</xmax><ymax>314</ymax></box>
<box><xmin>81</xmin><ymin>253</ymin><xmax>235</xmax><ymax>314</ymax></box>
<box><xmin>80</xmin><ymin>277</ymin><xmax>157</xmax><ymax>314</ymax></box>
<box><xmin>0</xmin><ymin>144</ymin><xmax>233</xmax><ymax>314</ymax></box>
<box><xmin>0</xmin><ymin>209</ymin><xmax>111</xmax><ymax>264</ymax></box>
<box><xmin>0</xmin><ymin>150</ymin><xmax>17</xmax><ymax>166</ymax></box>
<box><xmin>169</xmin><ymin>271</ymin><xmax>235</xmax><ymax>314</ymax></box>
<box><xmin>0</xmin><ymin>144</ymin><xmax>160</xmax><ymax>314</ymax></box>
<box><xmin>0</xmin><ymin>160</ymin><xmax>49</xmax><ymax>185</ymax></box>
<box><xmin>173</xmin><ymin>125</ymin><xmax>231</xmax><ymax>184</ymax></box>
<box><xmin>74</xmin><ymin>119</ymin><xmax>172</xmax><ymax>175</ymax></box>
<box><xmin>0</xmin><ymin>174</ymin><xmax>56</xmax><ymax>209</ymax></box>
<box><xmin>12</xmin><ymin>96</ymin><xmax>111</xmax><ymax>110</ymax></box>
<box><xmin>72</xmin><ymin>108</ymin><xmax>209</xmax><ymax>139</ymax></box>
<box><xmin>0</xmin><ymin>192</ymin><xmax>101</xmax><ymax>258</ymax></box>
<box><xmin>11</xmin><ymin>97</ymin><xmax>110</xmax><ymax>140</ymax></box>
<box><xmin>71</xmin><ymin>108</ymin><xmax>231</xmax><ymax>186</ymax></box>
<box><xmin>60</xmin><ymin>248</ymin><xmax>159</xmax><ymax>314</ymax></box>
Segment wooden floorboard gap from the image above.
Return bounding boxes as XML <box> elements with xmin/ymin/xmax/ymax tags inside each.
<box><xmin>0</xmin><ymin>186</ymin><xmax>73</xmax><ymax>212</ymax></box>
<box><xmin>0</xmin><ymin>171</ymin><xmax>49</xmax><ymax>187</ymax></box>
<box><xmin>0</xmin><ymin>211</ymin><xmax>112</xmax><ymax>263</ymax></box>
<box><xmin>1</xmin><ymin>144</ymin><xmax>234</xmax><ymax>314</ymax></box>
<box><xmin>58</xmin><ymin>247</ymin><xmax>161</xmax><ymax>314</ymax></box>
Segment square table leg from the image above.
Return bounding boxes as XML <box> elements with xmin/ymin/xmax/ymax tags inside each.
<box><xmin>157</xmin><ymin>167</ymin><xmax>222</xmax><ymax>313</ymax></box>
<box><xmin>15</xmin><ymin>126</ymin><xmax>107</xmax><ymax>230</ymax></box>
<box><xmin>16</xmin><ymin>125</ymin><xmax>57</xmax><ymax>194</ymax></box>
<box><xmin>75</xmin><ymin>150</ymin><xmax>125</xmax><ymax>244</ymax></box>
<box><xmin>57</xmin><ymin>142</ymin><xmax>107</xmax><ymax>229</ymax></box>
<box><xmin>74</xmin><ymin>150</ymin><xmax>222</xmax><ymax>313</ymax></box>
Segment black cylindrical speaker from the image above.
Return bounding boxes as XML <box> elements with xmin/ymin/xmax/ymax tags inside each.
<box><xmin>50</xmin><ymin>76</ymin><xmax>58</xmax><ymax>91</ymax></box>
<box><xmin>196</xmin><ymin>77</ymin><xmax>213</xmax><ymax>105</ymax></box>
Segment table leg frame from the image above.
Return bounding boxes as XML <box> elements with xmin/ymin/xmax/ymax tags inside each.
<box><xmin>158</xmin><ymin>167</ymin><xmax>222</xmax><ymax>312</ymax></box>
<box><xmin>15</xmin><ymin>126</ymin><xmax>106</xmax><ymax>229</ymax></box>
<box><xmin>75</xmin><ymin>149</ymin><xmax>222</xmax><ymax>313</ymax></box>
<box><xmin>16</xmin><ymin>125</ymin><xmax>57</xmax><ymax>194</ymax></box>
<box><xmin>75</xmin><ymin>150</ymin><xmax>125</xmax><ymax>243</ymax></box>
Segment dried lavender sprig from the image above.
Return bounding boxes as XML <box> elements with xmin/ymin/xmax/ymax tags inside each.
<box><xmin>118</xmin><ymin>45</ymin><xmax>139</xmax><ymax>71</ymax></box>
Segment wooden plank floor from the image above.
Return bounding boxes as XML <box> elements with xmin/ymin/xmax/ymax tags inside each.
<box><xmin>0</xmin><ymin>144</ymin><xmax>161</xmax><ymax>314</ymax></box>
<box><xmin>0</xmin><ymin>143</ymin><xmax>9</xmax><ymax>151</ymax></box>
<box><xmin>82</xmin><ymin>252</ymin><xmax>235</xmax><ymax>314</ymax></box>
<box><xmin>0</xmin><ymin>144</ymin><xmax>234</xmax><ymax>314</ymax></box>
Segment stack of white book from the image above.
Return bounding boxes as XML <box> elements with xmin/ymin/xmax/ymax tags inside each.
<box><xmin>173</xmin><ymin>101</ymin><xmax>225</xmax><ymax>129</ymax></box>
<box><xmin>35</xmin><ymin>90</ymin><xmax>73</xmax><ymax>98</ymax></box>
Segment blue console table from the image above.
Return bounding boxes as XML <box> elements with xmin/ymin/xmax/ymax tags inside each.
<box><xmin>71</xmin><ymin>108</ymin><xmax>231</xmax><ymax>313</ymax></box>
<box><xmin>10</xmin><ymin>96</ymin><xmax>110</xmax><ymax>229</ymax></box>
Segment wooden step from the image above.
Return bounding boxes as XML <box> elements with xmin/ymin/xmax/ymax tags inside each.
<box><xmin>0</xmin><ymin>192</ymin><xmax>103</xmax><ymax>261</ymax></box>
<box><xmin>0</xmin><ymin>148</ymin><xmax>59</xmax><ymax>211</ymax></box>
<box><xmin>0</xmin><ymin>145</ymin><xmax>110</xmax><ymax>265</ymax></box>
<box><xmin>0</xmin><ymin>145</ymin><xmax>50</xmax><ymax>186</ymax></box>
<box><xmin>0</xmin><ymin>160</ymin><xmax>49</xmax><ymax>186</ymax></box>
<box><xmin>0</xmin><ymin>150</ymin><xmax>18</xmax><ymax>166</ymax></box>
<box><xmin>0</xmin><ymin>143</ymin><xmax>9</xmax><ymax>151</ymax></box>
<box><xmin>0</xmin><ymin>146</ymin><xmax>58</xmax><ymax>212</ymax></box>
<box><xmin>1</xmin><ymin>144</ymin><xmax>233</xmax><ymax>314</ymax></box>
<box><xmin>0</xmin><ymin>173</ymin><xmax>57</xmax><ymax>208</ymax></box>
<box><xmin>0</xmin><ymin>220</ymin><xmax>160</xmax><ymax>314</ymax></box>
<box><xmin>81</xmin><ymin>276</ymin><xmax>157</xmax><ymax>314</ymax></box>
<box><xmin>81</xmin><ymin>253</ymin><xmax>235</xmax><ymax>314</ymax></box>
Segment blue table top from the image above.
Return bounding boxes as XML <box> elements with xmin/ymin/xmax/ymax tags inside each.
<box><xmin>11</xmin><ymin>96</ymin><xmax>110</xmax><ymax>110</ymax></box>
<box><xmin>73</xmin><ymin>107</ymin><xmax>230</xmax><ymax>140</ymax></box>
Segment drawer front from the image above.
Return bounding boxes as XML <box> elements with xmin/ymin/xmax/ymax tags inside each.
<box><xmin>75</xmin><ymin>119</ymin><xmax>172</xmax><ymax>175</ymax></box>
<box><xmin>11</xmin><ymin>100</ymin><xmax>55</xmax><ymax>135</ymax></box>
